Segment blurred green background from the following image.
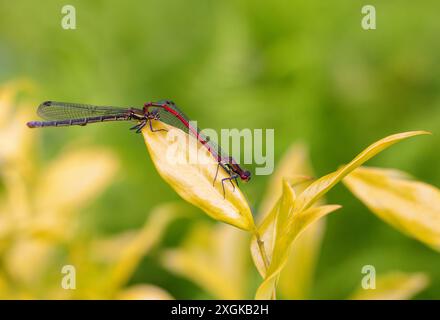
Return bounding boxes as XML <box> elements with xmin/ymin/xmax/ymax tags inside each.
<box><xmin>0</xmin><ymin>0</ymin><xmax>439</xmax><ymax>299</ymax></box>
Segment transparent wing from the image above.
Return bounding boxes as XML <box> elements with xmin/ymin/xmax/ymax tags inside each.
<box><xmin>37</xmin><ymin>101</ymin><xmax>139</xmax><ymax>120</ymax></box>
<box><xmin>151</xmin><ymin>102</ymin><xmax>230</xmax><ymax>160</ymax></box>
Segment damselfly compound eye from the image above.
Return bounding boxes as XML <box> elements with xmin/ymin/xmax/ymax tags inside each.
<box><xmin>242</xmin><ymin>171</ymin><xmax>251</xmax><ymax>182</ymax></box>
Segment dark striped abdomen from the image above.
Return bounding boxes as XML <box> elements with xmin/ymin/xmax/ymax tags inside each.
<box><xmin>26</xmin><ymin>114</ymin><xmax>132</xmax><ymax>128</ymax></box>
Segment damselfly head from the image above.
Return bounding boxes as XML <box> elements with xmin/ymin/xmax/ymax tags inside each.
<box><xmin>241</xmin><ymin>170</ymin><xmax>251</xmax><ymax>182</ymax></box>
<box><xmin>148</xmin><ymin>109</ymin><xmax>161</xmax><ymax>120</ymax></box>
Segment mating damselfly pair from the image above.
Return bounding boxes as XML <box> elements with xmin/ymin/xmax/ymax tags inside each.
<box><xmin>27</xmin><ymin>100</ymin><xmax>251</xmax><ymax>197</ymax></box>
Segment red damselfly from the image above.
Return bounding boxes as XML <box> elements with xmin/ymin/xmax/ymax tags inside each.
<box><xmin>27</xmin><ymin>100</ymin><xmax>251</xmax><ymax>197</ymax></box>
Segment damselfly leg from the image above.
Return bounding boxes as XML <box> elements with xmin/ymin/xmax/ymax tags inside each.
<box><xmin>130</xmin><ymin>120</ymin><xmax>147</xmax><ymax>133</ymax></box>
<box><xmin>129</xmin><ymin>111</ymin><xmax>168</xmax><ymax>134</ymax></box>
<box><xmin>148</xmin><ymin>118</ymin><xmax>168</xmax><ymax>133</ymax></box>
<box><xmin>221</xmin><ymin>175</ymin><xmax>238</xmax><ymax>199</ymax></box>
<box><xmin>212</xmin><ymin>163</ymin><xmax>237</xmax><ymax>198</ymax></box>
<box><xmin>213</xmin><ymin>162</ymin><xmax>220</xmax><ymax>187</ymax></box>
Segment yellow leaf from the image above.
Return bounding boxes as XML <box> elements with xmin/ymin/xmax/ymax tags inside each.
<box><xmin>162</xmin><ymin>222</ymin><xmax>248</xmax><ymax>299</ymax></box>
<box><xmin>0</xmin><ymin>272</ymin><xmax>10</xmax><ymax>298</ymax></box>
<box><xmin>252</xmin><ymin>144</ymin><xmax>325</xmax><ymax>299</ymax></box>
<box><xmin>0</xmin><ymin>79</ymin><xmax>36</xmax><ymax>166</ymax></box>
<box><xmin>255</xmin><ymin>203</ymin><xmax>341</xmax><ymax>299</ymax></box>
<box><xmin>259</xmin><ymin>143</ymin><xmax>313</xmax><ymax>218</ymax></box>
<box><xmin>278</xmin><ymin>219</ymin><xmax>325</xmax><ymax>299</ymax></box>
<box><xmin>36</xmin><ymin>147</ymin><xmax>119</xmax><ymax>213</ymax></box>
<box><xmin>350</xmin><ymin>272</ymin><xmax>429</xmax><ymax>300</ymax></box>
<box><xmin>116</xmin><ymin>284</ymin><xmax>174</xmax><ymax>300</ymax></box>
<box><xmin>0</xmin><ymin>110</ymin><xmax>35</xmax><ymax>164</ymax></box>
<box><xmin>91</xmin><ymin>231</ymin><xmax>140</xmax><ymax>263</ymax></box>
<box><xmin>253</xmin><ymin>131</ymin><xmax>429</xmax><ymax>299</ymax></box>
<box><xmin>142</xmin><ymin>122</ymin><xmax>254</xmax><ymax>231</ymax></box>
<box><xmin>251</xmin><ymin>144</ymin><xmax>316</xmax><ymax>278</ymax></box>
<box><xmin>251</xmin><ymin>200</ymin><xmax>278</xmax><ymax>277</ymax></box>
<box><xmin>105</xmin><ymin>203</ymin><xmax>184</xmax><ymax>293</ymax></box>
<box><xmin>0</xmin><ymin>79</ymin><xmax>34</xmax><ymax>125</ymax></box>
<box><xmin>293</xmin><ymin>131</ymin><xmax>430</xmax><ymax>212</ymax></box>
<box><xmin>343</xmin><ymin>166</ymin><xmax>440</xmax><ymax>251</ymax></box>
<box><xmin>4</xmin><ymin>238</ymin><xmax>53</xmax><ymax>285</ymax></box>
<box><xmin>251</xmin><ymin>181</ymin><xmax>297</xmax><ymax>278</ymax></box>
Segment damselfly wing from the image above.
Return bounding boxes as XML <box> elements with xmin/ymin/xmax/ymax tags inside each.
<box><xmin>26</xmin><ymin>101</ymin><xmax>145</xmax><ymax>128</ymax></box>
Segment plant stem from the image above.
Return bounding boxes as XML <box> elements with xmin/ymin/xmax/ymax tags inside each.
<box><xmin>254</xmin><ymin>230</ymin><xmax>270</xmax><ymax>273</ymax></box>
<box><xmin>254</xmin><ymin>229</ymin><xmax>277</xmax><ymax>300</ymax></box>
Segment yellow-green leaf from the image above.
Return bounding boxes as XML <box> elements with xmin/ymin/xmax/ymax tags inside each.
<box><xmin>251</xmin><ymin>180</ymin><xmax>297</xmax><ymax>279</ymax></box>
<box><xmin>253</xmin><ymin>131</ymin><xmax>429</xmax><ymax>299</ymax></box>
<box><xmin>293</xmin><ymin>131</ymin><xmax>430</xmax><ymax>212</ymax></box>
<box><xmin>4</xmin><ymin>238</ymin><xmax>53</xmax><ymax>285</ymax></box>
<box><xmin>278</xmin><ymin>219</ymin><xmax>325</xmax><ymax>299</ymax></box>
<box><xmin>0</xmin><ymin>79</ymin><xmax>35</xmax><ymax>166</ymax></box>
<box><xmin>349</xmin><ymin>272</ymin><xmax>429</xmax><ymax>300</ymax></box>
<box><xmin>251</xmin><ymin>144</ymin><xmax>316</xmax><ymax>278</ymax></box>
<box><xmin>259</xmin><ymin>144</ymin><xmax>314</xmax><ymax>217</ymax></box>
<box><xmin>116</xmin><ymin>284</ymin><xmax>174</xmax><ymax>300</ymax></box>
<box><xmin>255</xmin><ymin>203</ymin><xmax>341</xmax><ymax>299</ymax></box>
<box><xmin>162</xmin><ymin>222</ymin><xmax>248</xmax><ymax>299</ymax></box>
<box><xmin>0</xmin><ymin>79</ymin><xmax>34</xmax><ymax>124</ymax></box>
<box><xmin>36</xmin><ymin>147</ymin><xmax>119</xmax><ymax>213</ymax></box>
<box><xmin>257</xmin><ymin>144</ymin><xmax>325</xmax><ymax>299</ymax></box>
<box><xmin>251</xmin><ymin>144</ymin><xmax>325</xmax><ymax>298</ymax></box>
<box><xmin>251</xmin><ymin>199</ymin><xmax>278</xmax><ymax>277</ymax></box>
<box><xmin>142</xmin><ymin>122</ymin><xmax>254</xmax><ymax>231</ymax></box>
<box><xmin>105</xmin><ymin>203</ymin><xmax>184</xmax><ymax>294</ymax></box>
<box><xmin>343</xmin><ymin>166</ymin><xmax>440</xmax><ymax>251</ymax></box>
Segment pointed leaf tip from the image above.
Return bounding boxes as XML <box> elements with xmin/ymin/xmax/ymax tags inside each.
<box><xmin>141</xmin><ymin>122</ymin><xmax>254</xmax><ymax>231</ymax></box>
